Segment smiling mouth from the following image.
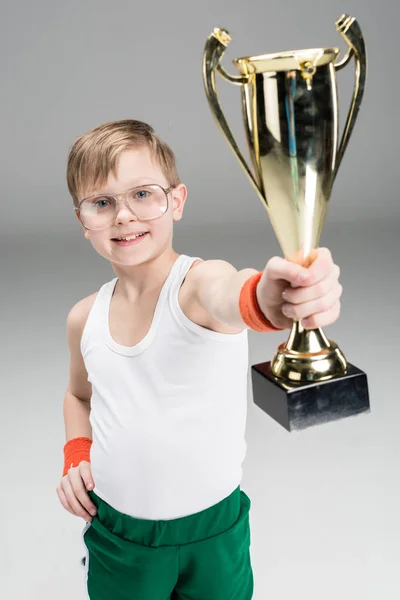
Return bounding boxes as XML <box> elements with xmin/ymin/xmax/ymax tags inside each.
<box><xmin>112</xmin><ymin>232</ymin><xmax>149</xmax><ymax>241</ymax></box>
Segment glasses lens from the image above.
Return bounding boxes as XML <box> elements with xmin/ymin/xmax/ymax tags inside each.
<box><xmin>79</xmin><ymin>185</ymin><xmax>168</xmax><ymax>230</ymax></box>
<box><xmin>127</xmin><ymin>185</ymin><xmax>168</xmax><ymax>220</ymax></box>
<box><xmin>80</xmin><ymin>195</ymin><xmax>115</xmax><ymax>230</ymax></box>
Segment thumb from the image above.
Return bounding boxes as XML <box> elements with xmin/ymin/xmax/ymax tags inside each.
<box><xmin>79</xmin><ymin>461</ymin><xmax>94</xmax><ymax>491</ymax></box>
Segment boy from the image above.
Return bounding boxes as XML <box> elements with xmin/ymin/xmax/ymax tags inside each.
<box><xmin>56</xmin><ymin>119</ymin><xmax>342</xmax><ymax>600</ymax></box>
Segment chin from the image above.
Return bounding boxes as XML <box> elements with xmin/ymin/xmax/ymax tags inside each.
<box><xmin>108</xmin><ymin>244</ymin><xmax>166</xmax><ymax>267</ymax></box>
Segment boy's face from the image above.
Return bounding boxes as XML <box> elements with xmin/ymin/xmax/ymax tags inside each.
<box><xmin>77</xmin><ymin>147</ymin><xmax>186</xmax><ymax>266</ymax></box>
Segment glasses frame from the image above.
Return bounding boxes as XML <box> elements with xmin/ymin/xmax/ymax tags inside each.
<box><xmin>74</xmin><ymin>183</ymin><xmax>174</xmax><ymax>231</ymax></box>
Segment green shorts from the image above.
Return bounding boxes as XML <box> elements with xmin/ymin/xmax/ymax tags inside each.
<box><xmin>82</xmin><ymin>486</ymin><xmax>254</xmax><ymax>599</ymax></box>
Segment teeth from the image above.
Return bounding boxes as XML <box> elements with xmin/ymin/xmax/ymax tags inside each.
<box><xmin>116</xmin><ymin>233</ymin><xmax>146</xmax><ymax>241</ymax></box>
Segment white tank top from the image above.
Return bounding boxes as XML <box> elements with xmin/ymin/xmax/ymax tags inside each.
<box><xmin>81</xmin><ymin>254</ymin><xmax>249</xmax><ymax>520</ymax></box>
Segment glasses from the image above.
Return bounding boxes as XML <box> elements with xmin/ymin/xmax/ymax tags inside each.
<box><xmin>75</xmin><ymin>184</ymin><xmax>173</xmax><ymax>231</ymax></box>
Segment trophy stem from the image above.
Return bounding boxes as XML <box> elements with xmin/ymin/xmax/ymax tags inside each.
<box><xmin>270</xmin><ymin>321</ymin><xmax>348</xmax><ymax>383</ymax></box>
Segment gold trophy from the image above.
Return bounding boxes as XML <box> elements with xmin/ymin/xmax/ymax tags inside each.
<box><xmin>202</xmin><ymin>14</ymin><xmax>370</xmax><ymax>431</ymax></box>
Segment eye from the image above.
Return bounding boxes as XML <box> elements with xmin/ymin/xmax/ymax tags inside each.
<box><xmin>135</xmin><ymin>189</ymin><xmax>151</xmax><ymax>200</ymax></box>
<box><xmin>94</xmin><ymin>197</ymin><xmax>111</xmax><ymax>209</ymax></box>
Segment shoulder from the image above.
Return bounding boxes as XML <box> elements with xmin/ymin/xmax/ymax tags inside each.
<box><xmin>180</xmin><ymin>258</ymin><xmax>244</xmax><ymax>335</ymax></box>
<box><xmin>66</xmin><ymin>291</ymin><xmax>98</xmax><ymax>334</ymax></box>
<box><xmin>186</xmin><ymin>258</ymin><xmax>238</xmax><ymax>284</ymax></box>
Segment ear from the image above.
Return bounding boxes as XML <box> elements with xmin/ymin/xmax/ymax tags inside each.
<box><xmin>171</xmin><ymin>184</ymin><xmax>187</xmax><ymax>222</ymax></box>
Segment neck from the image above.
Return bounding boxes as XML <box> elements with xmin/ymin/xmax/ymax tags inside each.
<box><xmin>110</xmin><ymin>247</ymin><xmax>180</xmax><ymax>300</ymax></box>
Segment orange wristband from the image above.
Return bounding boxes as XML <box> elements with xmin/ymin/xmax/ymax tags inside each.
<box><xmin>62</xmin><ymin>437</ymin><xmax>92</xmax><ymax>477</ymax></box>
<box><xmin>239</xmin><ymin>272</ymin><xmax>284</xmax><ymax>333</ymax></box>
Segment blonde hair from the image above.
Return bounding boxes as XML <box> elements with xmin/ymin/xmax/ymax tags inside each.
<box><xmin>67</xmin><ymin>119</ymin><xmax>180</xmax><ymax>207</ymax></box>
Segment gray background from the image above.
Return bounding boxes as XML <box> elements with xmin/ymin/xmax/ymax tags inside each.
<box><xmin>1</xmin><ymin>0</ymin><xmax>399</xmax><ymax>598</ymax></box>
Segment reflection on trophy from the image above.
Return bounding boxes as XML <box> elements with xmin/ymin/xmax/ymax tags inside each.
<box><xmin>202</xmin><ymin>14</ymin><xmax>370</xmax><ymax>431</ymax></box>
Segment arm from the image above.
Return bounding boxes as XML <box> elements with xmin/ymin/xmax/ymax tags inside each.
<box><xmin>190</xmin><ymin>250</ymin><xmax>342</xmax><ymax>331</ymax></box>
<box><xmin>64</xmin><ymin>391</ymin><xmax>91</xmax><ymax>441</ymax></box>
<box><xmin>56</xmin><ymin>299</ymin><xmax>97</xmax><ymax>522</ymax></box>
<box><xmin>64</xmin><ymin>300</ymin><xmax>93</xmax><ymax>442</ymax></box>
<box><xmin>190</xmin><ymin>260</ymin><xmax>261</xmax><ymax>330</ymax></box>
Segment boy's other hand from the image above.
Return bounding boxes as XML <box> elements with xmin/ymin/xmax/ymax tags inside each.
<box><xmin>257</xmin><ymin>247</ymin><xmax>342</xmax><ymax>330</ymax></box>
<box><xmin>56</xmin><ymin>461</ymin><xmax>97</xmax><ymax>522</ymax></box>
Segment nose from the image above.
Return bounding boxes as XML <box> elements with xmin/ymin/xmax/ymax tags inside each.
<box><xmin>114</xmin><ymin>197</ymin><xmax>138</xmax><ymax>223</ymax></box>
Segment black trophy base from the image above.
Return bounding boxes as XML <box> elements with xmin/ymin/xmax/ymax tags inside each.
<box><xmin>251</xmin><ymin>361</ymin><xmax>370</xmax><ymax>432</ymax></box>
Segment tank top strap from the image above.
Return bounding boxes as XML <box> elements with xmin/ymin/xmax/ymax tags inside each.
<box><xmin>138</xmin><ymin>254</ymin><xmax>199</xmax><ymax>316</ymax></box>
<box><xmin>170</xmin><ymin>255</ymin><xmax>203</xmax><ymax>292</ymax></box>
<box><xmin>153</xmin><ymin>255</ymin><xmax>202</xmax><ymax>318</ymax></box>
<box><xmin>80</xmin><ymin>280</ymin><xmax>116</xmax><ymax>357</ymax></box>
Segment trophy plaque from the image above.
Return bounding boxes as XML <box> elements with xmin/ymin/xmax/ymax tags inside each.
<box><xmin>202</xmin><ymin>14</ymin><xmax>370</xmax><ymax>431</ymax></box>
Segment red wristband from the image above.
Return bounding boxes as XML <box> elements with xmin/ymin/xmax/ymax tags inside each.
<box><xmin>62</xmin><ymin>437</ymin><xmax>92</xmax><ymax>477</ymax></box>
<box><xmin>239</xmin><ymin>272</ymin><xmax>284</xmax><ymax>333</ymax></box>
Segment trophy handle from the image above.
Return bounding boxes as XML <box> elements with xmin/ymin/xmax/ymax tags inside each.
<box><xmin>333</xmin><ymin>14</ymin><xmax>367</xmax><ymax>181</ymax></box>
<box><xmin>202</xmin><ymin>28</ymin><xmax>263</xmax><ymax>199</ymax></box>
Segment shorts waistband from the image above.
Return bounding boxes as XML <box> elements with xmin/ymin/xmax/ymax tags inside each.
<box><xmin>88</xmin><ymin>487</ymin><xmax>242</xmax><ymax>547</ymax></box>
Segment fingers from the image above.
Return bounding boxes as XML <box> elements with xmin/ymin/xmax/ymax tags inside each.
<box><xmin>61</xmin><ymin>476</ymin><xmax>93</xmax><ymax>521</ymax></box>
<box><xmin>79</xmin><ymin>461</ymin><xmax>95</xmax><ymax>492</ymax></box>
<box><xmin>58</xmin><ymin>468</ymin><xmax>97</xmax><ymax>521</ymax></box>
<box><xmin>266</xmin><ymin>248</ymin><xmax>337</xmax><ymax>288</ymax></box>
<box><xmin>302</xmin><ymin>301</ymin><xmax>341</xmax><ymax>330</ymax></box>
<box><xmin>282</xmin><ymin>266</ymin><xmax>341</xmax><ymax>305</ymax></box>
<box><xmin>73</xmin><ymin>468</ymin><xmax>98</xmax><ymax>516</ymax></box>
<box><xmin>265</xmin><ymin>256</ymin><xmax>309</xmax><ymax>287</ymax></box>
<box><xmin>282</xmin><ymin>283</ymin><xmax>342</xmax><ymax>322</ymax></box>
<box><xmin>56</xmin><ymin>484</ymin><xmax>75</xmax><ymax>516</ymax></box>
<box><xmin>77</xmin><ymin>463</ymin><xmax>98</xmax><ymax>515</ymax></box>
<box><xmin>299</xmin><ymin>248</ymin><xmax>338</xmax><ymax>287</ymax></box>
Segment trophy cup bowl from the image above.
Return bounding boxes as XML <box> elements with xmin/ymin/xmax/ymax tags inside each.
<box><xmin>202</xmin><ymin>14</ymin><xmax>370</xmax><ymax>431</ymax></box>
